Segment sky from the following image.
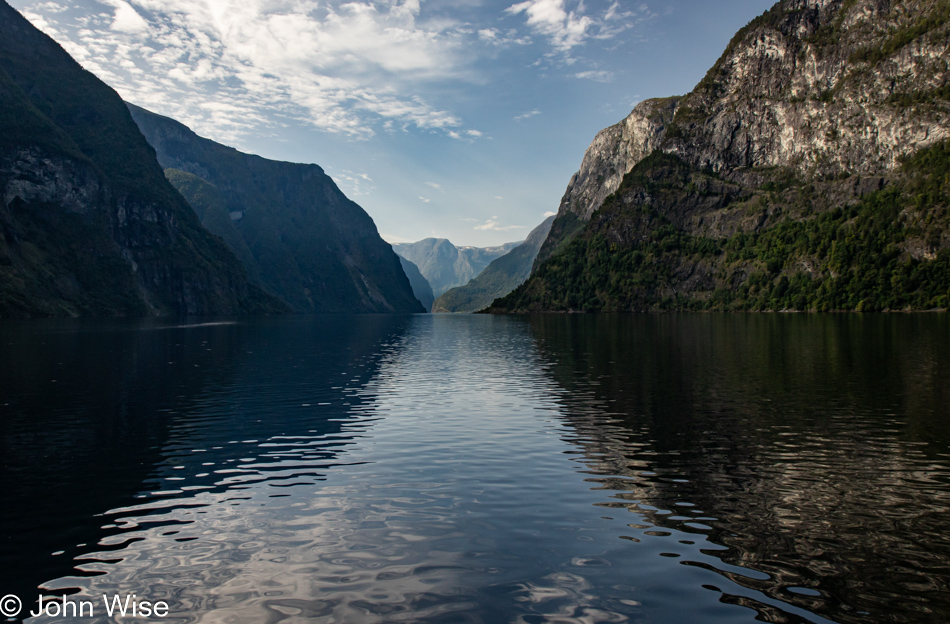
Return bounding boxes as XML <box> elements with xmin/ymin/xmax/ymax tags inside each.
<box><xmin>10</xmin><ymin>0</ymin><xmax>776</xmax><ymax>246</ymax></box>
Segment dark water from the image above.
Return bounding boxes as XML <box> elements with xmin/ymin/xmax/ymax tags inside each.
<box><xmin>1</xmin><ymin>314</ymin><xmax>948</xmax><ymax>624</ymax></box>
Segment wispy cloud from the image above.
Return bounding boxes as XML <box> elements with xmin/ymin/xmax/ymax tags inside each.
<box><xmin>544</xmin><ymin>211</ymin><xmax>557</xmax><ymax>217</ymax></box>
<box><xmin>330</xmin><ymin>169</ymin><xmax>375</xmax><ymax>196</ymax></box>
<box><xmin>21</xmin><ymin>0</ymin><xmax>474</xmax><ymax>142</ymax></box>
<box><xmin>504</xmin><ymin>0</ymin><xmax>592</xmax><ymax>52</ymax></box>
<box><xmin>474</xmin><ymin>216</ymin><xmax>525</xmax><ymax>231</ymax></box>
<box><xmin>504</xmin><ymin>0</ymin><xmax>653</xmax><ymax>58</ymax></box>
<box><xmin>477</xmin><ymin>26</ymin><xmax>531</xmax><ymax>46</ymax></box>
<box><xmin>514</xmin><ymin>109</ymin><xmax>541</xmax><ymax>121</ymax></box>
<box><xmin>425</xmin><ymin>182</ymin><xmax>442</xmax><ymax>190</ymax></box>
<box><xmin>419</xmin><ymin>196</ymin><xmax>431</xmax><ymax>203</ymax></box>
<box><xmin>574</xmin><ymin>69</ymin><xmax>612</xmax><ymax>82</ymax></box>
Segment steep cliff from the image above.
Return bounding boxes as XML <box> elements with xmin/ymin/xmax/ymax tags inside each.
<box><xmin>434</xmin><ymin>216</ymin><xmax>554</xmax><ymax>312</ymax></box>
<box><xmin>392</xmin><ymin>239</ymin><xmax>520</xmax><ymax>297</ymax></box>
<box><xmin>398</xmin><ymin>256</ymin><xmax>435</xmax><ymax>312</ymax></box>
<box><xmin>534</xmin><ymin>98</ymin><xmax>679</xmax><ymax>266</ymax></box>
<box><xmin>129</xmin><ymin>104</ymin><xmax>423</xmax><ymax>314</ymax></box>
<box><xmin>0</xmin><ymin>1</ymin><xmax>282</xmax><ymax>317</ymax></box>
<box><xmin>493</xmin><ymin>0</ymin><xmax>950</xmax><ymax>313</ymax></box>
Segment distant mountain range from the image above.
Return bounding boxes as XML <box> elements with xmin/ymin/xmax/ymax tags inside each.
<box><xmin>392</xmin><ymin>239</ymin><xmax>520</xmax><ymax>297</ymax></box>
<box><xmin>128</xmin><ymin>104</ymin><xmax>423</xmax><ymax>314</ymax></box>
<box><xmin>0</xmin><ymin>0</ymin><xmax>283</xmax><ymax>317</ymax></box>
<box><xmin>492</xmin><ymin>0</ymin><xmax>950</xmax><ymax>313</ymax></box>
<box><xmin>434</xmin><ymin>216</ymin><xmax>554</xmax><ymax>313</ymax></box>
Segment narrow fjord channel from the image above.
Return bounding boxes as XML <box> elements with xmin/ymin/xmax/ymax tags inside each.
<box><xmin>2</xmin><ymin>314</ymin><xmax>948</xmax><ymax>623</ymax></box>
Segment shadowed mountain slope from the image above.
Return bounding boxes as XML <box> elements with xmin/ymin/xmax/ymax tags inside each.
<box><xmin>128</xmin><ymin>104</ymin><xmax>423</xmax><ymax>314</ymax></box>
<box><xmin>399</xmin><ymin>256</ymin><xmax>435</xmax><ymax>312</ymax></box>
<box><xmin>434</xmin><ymin>216</ymin><xmax>554</xmax><ymax>312</ymax></box>
<box><xmin>0</xmin><ymin>0</ymin><xmax>282</xmax><ymax>317</ymax></box>
<box><xmin>392</xmin><ymin>238</ymin><xmax>520</xmax><ymax>297</ymax></box>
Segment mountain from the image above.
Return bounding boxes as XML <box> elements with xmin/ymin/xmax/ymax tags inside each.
<box><xmin>128</xmin><ymin>105</ymin><xmax>423</xmax><ymax>314</ymax></box>
<box><xmin>492</xmin><ymin>0</ymin><xmax>950</xmax><ymax>313</ymax></box>
<box><xmin>392</xmin><ymin>239</ymin><xmax>521</xmax><ymax>297</ymax></box>
<box><xmin>0</xmin><ymin>1</ymin><xmax>283</xmax><ymax>317</ymax></box>
<box><xmin>433</xmin><ymin>216</ymin><xmax>555</xmax><ymax>312</ymax></box>
<box><xmin>398</xmin><ymin>256</ymin><xmax>435</xmax><ymax>312</ymax></box>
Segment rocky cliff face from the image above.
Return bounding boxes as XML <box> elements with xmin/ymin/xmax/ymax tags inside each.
<box><xmin>493</xmin><ymin>0</ymin><xmax>950</xmax><ymax>313</ymax></box>
<box><xmin>535</xmin><ymin>98</ymin><xmax>679</xmax><ymax>266</ymax></box>
<box><xmin>669</xmin><ymin>0</ymin><xmax>949</xmax><ymax>175</ymax></box>
<box><xmin>537</xmin><ymin>0</ymin><xmax>950</xmax><ymax>264</ymax></box>
<box><xmin>129</xmin><ymin>104</ymin><xmax>423</xmax><ymax>314</ymax></box>
<box><xmin>0</xmin><ymin>1</ymin><xmax>281</xmax><ymax>317</ymax></box>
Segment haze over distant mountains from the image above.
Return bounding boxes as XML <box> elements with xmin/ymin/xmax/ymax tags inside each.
<box><xmin>392</xmin><ymin>239</ymin><xmax>520</xmax><ymax>298</ymax></box>
<box><xmin>434</xmin><ymin>216</ymin><xmax>554</xmax><ymax>313</ymax></box>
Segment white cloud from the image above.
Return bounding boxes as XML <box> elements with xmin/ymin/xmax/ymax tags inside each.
<box><xmin>109</xmin><ymin>1</ymin><xmax>148</xmax><ymax>33</ymax></box>
<box><xmin>573</xmin><ymin>69</ymin><xmax>612</xmax><ymax>82</ymax></box>
<box><xmin>23</xmin><ymin>0</ymin><xmax>472</xmax><ymax>142</ymax></box>
<box><xmin>419</xmin><ymin>196</ymin><xmax>431</xmax><ymax>203</ymax></box>
<box><xmin>504</xmin><ymin>0</ymin><xmax>592</xmax><ymax>52</ymax></box>
<box><xmin>478</xmin><ymin>27</ymin><xmax>498</xmax><ymax>41</ymax></box>
<box><xmin>33</xmin><ymin>1</ymin><xmax>68</xmax><ymax>13</ymax></box>
<box><xmin>329</xmin><ymin>169</ymin><xmax>375</xmax><ymax>196</ymax></box>
<box><xmin>474</xmin><ymin>217</ymin><xmax>525</xmax><ymax>231</ymax></box>
<box><xmin>466</xmin><ymin>129</ymin><xmax>483</xmax><ymax>137</ymax></box>
<box><xmin>477</xmin><ymin>26</ymin><xmax>531</xmax><ymax>46</ymax></box>
<box><xmin>514</xmin><ymin>109</ymin><xmax>541</xmax><ymax>121</ymax></box>
<box><xmin>504</xmin><ymin>0</ymin><xmax>650</xmax><ymax>56</ymax></box>
<box><xmin>544</xmin><ymin>211</ymin><xmax>556</xmax><ymax>217</ymax></box>
<box><xmin>425</xmin><ymin>182</ymin><xmax>442</xmax><ymax>190</ymax></box>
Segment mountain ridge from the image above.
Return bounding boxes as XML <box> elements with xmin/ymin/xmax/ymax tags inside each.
<box><xmin>491</xmin><ymin>0</ymin><xmax>950</xmax><ymax>313</ymax></box>
<box><xmin>392</xmin><ymin>238</ymin><xmax>520</xmax><ymax>297</ymax></box>
<box><xmin>433</xmin><ymin>216</ymin><xmax>555</xmax><ymax>313</ymax></box>
<box><xmin>128</xmin><ymin>104</ymin><xmax>423</xmax><ymax>314</ymax></box>
<box><xmin>0</xmin><ymin>0</ymin><xmax>283</xmax><ymax>317</ymax></box>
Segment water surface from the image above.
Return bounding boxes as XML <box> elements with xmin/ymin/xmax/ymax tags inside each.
<box><xmin>1</xmin><ymin>314</ymin><xmax>948</xmax><ymax>623</ymax></box>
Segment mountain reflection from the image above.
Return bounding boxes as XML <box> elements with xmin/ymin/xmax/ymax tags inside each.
<box><xmin>3</xmin><ymin>314</ymin><xmax>949</xmax><ymax>624</ymax></box>
<box><xmin>528</xmin><ymin>314</ymin><xmax>950</xmax><ymax>623</ymax></box>
<box><xmin>0</xmin><ymin>315</ymin><xmax>412</xmax><ymax>619</ymax></box>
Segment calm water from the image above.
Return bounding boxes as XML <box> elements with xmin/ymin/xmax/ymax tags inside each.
<box><xmin>1</xmin><ymin>314</ymin><xmax>948</xmax><ymax>624</ymax></box>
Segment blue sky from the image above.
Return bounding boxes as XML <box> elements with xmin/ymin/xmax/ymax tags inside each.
<box><xmin>12</xmin><ymin>0</ymin><xmax>775</xmax><ymax>246</ymax></box>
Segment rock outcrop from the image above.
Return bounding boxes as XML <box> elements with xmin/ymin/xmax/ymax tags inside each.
<box><xmin>535</xmin><ymin>98</ymin><xmax>679</xmax><ymax>266</ymax></box>
<box><xmin>492</xmin><ymin>0</ymin><xmax>950</xmax><ymax>313</ymax></box>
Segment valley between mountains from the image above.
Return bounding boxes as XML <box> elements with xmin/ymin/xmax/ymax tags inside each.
<box><xmin>1</xmin><ymin>0</ymin><xmax>949</xmax><ymax>317</ymax></box>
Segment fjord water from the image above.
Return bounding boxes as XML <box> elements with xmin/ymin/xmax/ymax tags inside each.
<box><xmin>1</xmin><ymin>315</ymin><xmax>948</xmax><ymax>624</ymax></box>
